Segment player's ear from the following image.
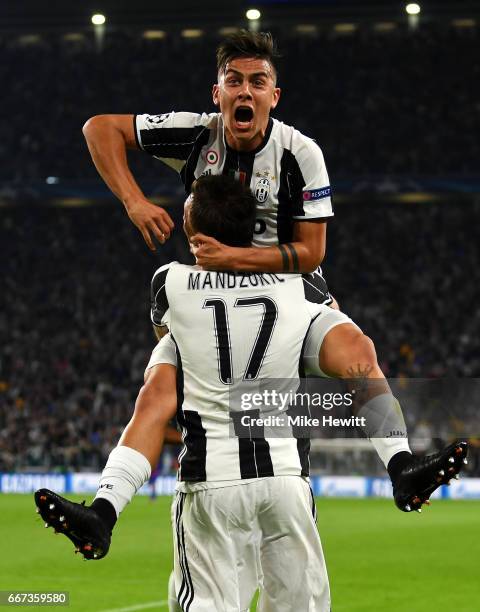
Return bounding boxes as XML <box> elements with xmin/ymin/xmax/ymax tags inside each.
<box><xmin>212</xmin><ymin>83</ymin><xmax>220</xmax><ymax>106</ymax></box>
<box><xmin>271</xmin><ymin>87</ymin><xmax>281</xmax><ymax>110</ymax></box>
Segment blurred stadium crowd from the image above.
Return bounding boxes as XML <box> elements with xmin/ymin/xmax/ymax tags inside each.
<box><xmin>1</xmin><ymin>23</ymin><xmax>479</xmax><ymax>184</ymax></box>
<box><xmin>1</xmin><ymin>20</ymin><xmax>479</xmax><ymax>475</ymax></box>
<box><xmin>1</xmin><ymin>199</ymin><xmax>479</xmax><ymax>473</ymax></box>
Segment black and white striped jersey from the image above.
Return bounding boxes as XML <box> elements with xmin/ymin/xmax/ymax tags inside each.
<box><xmin>151</xmin><ymin>262</ymin><xmax>323</xmax><ymax>487</ymax></box>
<box><xmin>135</xmin><ymin>112</ymin><xmax>333</xmax><ymax>247</ymax></box>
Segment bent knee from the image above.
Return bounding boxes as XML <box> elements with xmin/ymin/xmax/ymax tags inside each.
<box><xmin>348</xmin><ymin>333</ymin><xmax>376</xmax><ymax>364</ymax></box>
<box><xmin>320</xmin><ymin>325</ymin><xmax>378</xmax><ymax>378</ymax></box>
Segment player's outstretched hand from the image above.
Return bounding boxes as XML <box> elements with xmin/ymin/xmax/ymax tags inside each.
<box><xmin>127</xmin><ymin>198</ymin><xmax>175</xmax><ymax>251</ymax></box>
<box><xmin>34</xmin><ymin>489</ymin><xmax>111</xmax><ymax>560</ymax></box>
<box><xmin>191</xmin><ymin>233</ymin><xmax>236</xmax><ymax>270</ymax></box>
<box><xmin>393</xmin><ymin>441</ymin><xmax>468</xmax><ymax>513</ymax></box>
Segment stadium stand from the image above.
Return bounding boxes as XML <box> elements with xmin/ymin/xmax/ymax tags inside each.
<box><xmin>1</xmin><ymin>21</ymin><xmax>479</xmax><ymax>474</ymax></box>
<box><xmin>1</xmin><ymin>199</ymin><xmax>478</xmax><ymax>473</ymax></box>
<box><xmin>0</xmin><ymin>24</ymin><xmax>479</xmax><ymax>182</ymax></box>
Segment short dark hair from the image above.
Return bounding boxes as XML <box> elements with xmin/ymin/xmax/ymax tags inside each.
<box><xmin>216</xmin><ymin>30</ymin><xmax>279</xmax><ymax>77</ymax></box>
<box><xmin>190</xmin><ymin>175</ymin><xmax>256</xmax><ymax>248</ymax></box>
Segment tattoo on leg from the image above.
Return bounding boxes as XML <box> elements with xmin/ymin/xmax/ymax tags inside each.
<box><xmin>285</xmin><ymin>243</ymin><xmax>299</xmax><ymax>273</ymax></box>
<box><xmin>346</xmin><ymin>364</ymin><xmax>374</xmax><ymax>379</ymax></box>
<box><xmin>346</xmin><ymin>364</ymin><xmax>374</xmax><ymax>408</ymax></box>
<box><xmin>278</xmin><ymin>245</ymin><xmax>290</xmax><ymax>271</ymax></box>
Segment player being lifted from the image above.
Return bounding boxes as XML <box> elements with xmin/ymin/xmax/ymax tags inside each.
<box><xmin>35</xmin><ymin>176</ymin><xmax>467</xmax><ymax>612</ymax></box>
<box><xmin>82</xmin><ymin>30</ymin><xmax>332</xmax><ymax>276</ymax></box>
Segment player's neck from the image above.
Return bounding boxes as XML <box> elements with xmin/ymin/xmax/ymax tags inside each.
<box><xmin>224</xmin><ymin>128</ymin><xmax>266</xmax><ymax>152</ymax></box>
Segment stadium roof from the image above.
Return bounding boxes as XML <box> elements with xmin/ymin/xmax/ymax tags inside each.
<box><xmin>2</xmin><ymin>1</ymin><xmax>480</xmax><ymax>31</ymax></box>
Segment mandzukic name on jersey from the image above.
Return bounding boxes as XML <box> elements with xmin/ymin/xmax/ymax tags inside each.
<box><xmin>151</xmin><ymin>262</ymin><xmax>326</xmax><ymax>488</ymax></box>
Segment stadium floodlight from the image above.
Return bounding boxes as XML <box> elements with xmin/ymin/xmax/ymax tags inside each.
<box><xmin>374</xmin><ymin>22</ymin><xmax>397</xmax><ymax>33</ymax></box>
<box><xmin>452</xmin><ymin>18</ymin><xmax>475</xmax><ymax>28</ymax></box>
<box><xmin>17</xmin><ymin>34</ymin><xmax>42</xmax><ymax>45</ymax></box>
<box><xmin>63</xmin><ymin>33</ymin><xmax>85</xmax><ymax>42</ymax></box>
<box><xmin>219</xmin><ymin>27</ymin><xmax>239</xmax><ymax>36</ymax></box>
<box><xmin>246</xmin><ymin>9</ymin><xmax>261</xmax><ymax>21</ymax></box>
<box><xmin>295</xmin><ymin>24</ymin><xmax>318</xmax><ymax>35</ymax></box>
<box><xmin>334</xmin><ymin>23</ymin><xmax>357</xmax><ymax>35</ymax></box>
<box><xmin>143</xmin><ymin>30</ymin><xmax>166</xmax><ymax>40</ymax></box>
<box><xmin>406</xmin><ymin>3</ymin><xmax>421</xmax><ymax>15</ymax></box>
<box><xmin>91</xmin><ymin>14</ymin><xmax>106</xmax><ymax>26</ymax></box>
<box><xmin>181</xmin><ymin>29</ymin><xmax>203</xmax><ymax>38</ymax></box>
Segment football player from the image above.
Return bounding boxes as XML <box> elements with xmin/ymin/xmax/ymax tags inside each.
<box><xmin>82</xmin><ymin>30</ymin><xmax>333</xmax><ymax>274</ymax></box>
<box><xmin>36</xmin><ymin>176</ymin><xmax>467</xmax><ymax>612</ymax></box>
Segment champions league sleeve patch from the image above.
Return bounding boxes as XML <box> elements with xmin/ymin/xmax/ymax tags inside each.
<box><xmin>302</xmin><ymin>186</ymin><xmax>332</xmax><ymax>201</ymax></box>
<box><xmin>145</xmin><ymin>113</ymin><xmax>172</xmax><ymax>126</ymax></box>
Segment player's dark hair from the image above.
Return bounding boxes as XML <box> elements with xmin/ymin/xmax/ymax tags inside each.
<box><xmin>190</xmin><ymin>175</ymin><xmax>257</xmax><ymax>248</ymax></box>
<box><xmin>216</xmin><ymin>30</ymin><xmax>279</xmax><ymax>78</ymax></box>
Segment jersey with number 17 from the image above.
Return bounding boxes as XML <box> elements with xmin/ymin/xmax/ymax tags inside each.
<box><xmin>151</xmin><ymin>262</ymin><xmax>322</xmax><ymax>486</ymax></box>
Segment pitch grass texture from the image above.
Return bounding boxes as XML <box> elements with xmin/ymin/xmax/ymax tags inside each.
<box><xmin>0</xmin><ymin>495</ymin><xmax>478</xmax><ymax>611</ymax></box>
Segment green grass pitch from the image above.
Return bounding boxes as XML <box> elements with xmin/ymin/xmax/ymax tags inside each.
<box><xmin>0</xmin><ymin>494</ymin><xmax>478</xmax><ymax>611</ymax></box>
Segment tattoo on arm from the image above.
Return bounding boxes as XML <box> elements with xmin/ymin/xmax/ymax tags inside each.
<box><xmin>278</xmin><ymin>245</ymin><xmax>290</xmax><ymax>272</ymax></box>
<box><xmin>285</xmin><ymin>243</ymin><xmax>299</xmax><ymax>273</ymax></box>
<box><xmin>278</xmin><ymin>243</ymin><xmax>300</xmax><ymax>272</ymax></box>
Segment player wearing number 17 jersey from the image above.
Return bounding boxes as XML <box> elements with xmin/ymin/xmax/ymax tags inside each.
<box><xmin>152</xmin><ymin>264</ymin><xmax>320</xmax><ymax>484</ymax></box>
<box><xmin>149</xmin><ymin>175</ymin><xmax>331</xmax><ymax>611</ymax></box>
<box><xmin>33</xmin><ymin>175</ymin><xmax>468</xmax><ymax>612</ymax></box>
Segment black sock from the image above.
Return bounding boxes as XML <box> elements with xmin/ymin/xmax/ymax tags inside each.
<box><xmin>387</xmin><ymin>451</ymin><xmax>414</xmax><ymax>487</ymax></box>
<box><xmin>90</xmin><ymin>498</ymin><xmax>117</xmax><ymax>532</ymax></box>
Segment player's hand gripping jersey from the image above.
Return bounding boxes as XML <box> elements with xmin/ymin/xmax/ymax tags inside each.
<box><xmin>135</xmin><ymin>112</ymin><xmax>333</xmax><ymax>247</ymax></box>
<box><xmin>150</xmin><ymin>262</ymin><xmax>341</xmax><ymax>488</ymax></box>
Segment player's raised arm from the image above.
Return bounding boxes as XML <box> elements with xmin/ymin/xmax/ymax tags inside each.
<box><xmin>82</xmin><ymin>114</ymin><xmax>174</xmax><ymax>250</ymax></box>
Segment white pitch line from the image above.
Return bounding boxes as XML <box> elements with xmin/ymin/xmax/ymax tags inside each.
<box><xmin>100</xmin><ymin>600</ymin><xmax>168</xmax><ymax>612</ymax></box>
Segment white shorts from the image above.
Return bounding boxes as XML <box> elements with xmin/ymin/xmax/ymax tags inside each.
<box><xmin>172</xmin><ymin>476</ymin><xmax>330</xmax><ymax>612</ymax></box>
<box><xmin>303</xmin><ymin>307</ymin><xmax>356</xmax><ymax>377</ymax></box>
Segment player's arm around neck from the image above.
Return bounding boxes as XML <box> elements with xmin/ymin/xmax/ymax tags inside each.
<box><xmin>82</xmin><ymin>114</ymin><xmax>174</xmax><ymax>250</ymax></box>
<box><xmin>193</xmin><ymin>219</ymin><xmax>326</xmax><ymax>273</ymax></box>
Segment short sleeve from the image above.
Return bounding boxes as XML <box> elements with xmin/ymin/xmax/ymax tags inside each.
<box><xmin>134</xmin><ymin>112</ymin><xmax>212</xmax><ymax>170</ymax></box>
<box><xmin>145</xmin><ymin>333</ymin><xmax>178</xmax><ymax>371</ymax></box>
<box><xmin>291</xmin><ymin>133</ymin><xmax>333</xmax><ymax>220</ymax></box>
<box><xmin>302</xmin><ymin>267</ymin><xmax>333</xmax><ymax>306</ymax></box>
<box><xmin>151</xmin><ymin>263</ymin><xmax>172</xmax><ymax>327</ymax></box>
<box><xmin>303</xmin><ymin>308</ymin><xmax>357</xmax><ymax>376</ymax></box>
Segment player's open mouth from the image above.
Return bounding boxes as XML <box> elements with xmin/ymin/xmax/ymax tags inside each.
<box><xmin>234</xmin><ymin>106</ymin><xmax>254</xmax><ymax>129</ymax></box>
